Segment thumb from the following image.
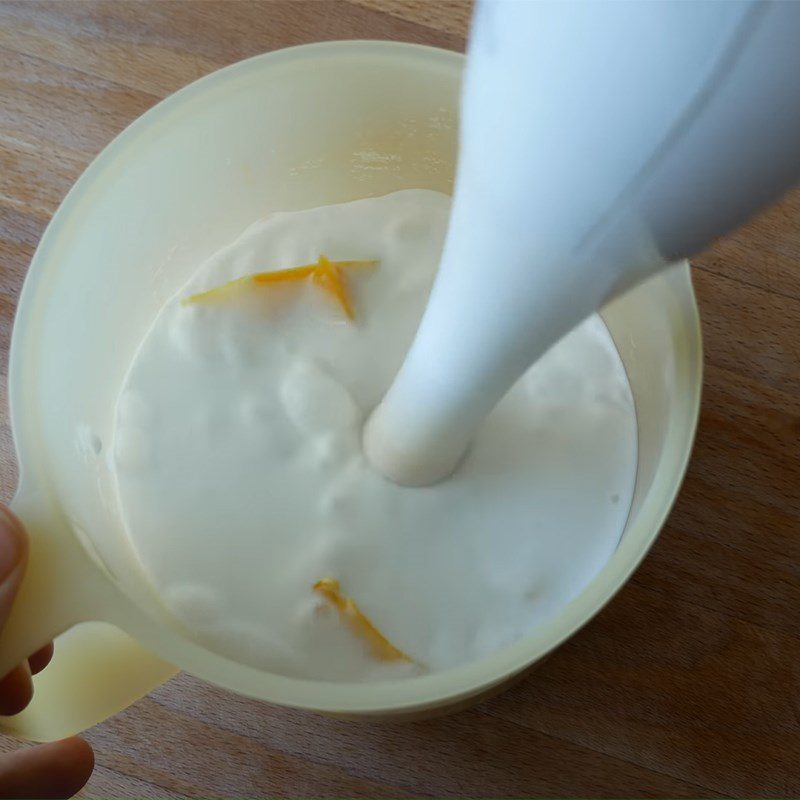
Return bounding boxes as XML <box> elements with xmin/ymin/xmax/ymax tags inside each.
<box><xmin>0</xmin><ymin>505</ymin><xmax>27</xmax><ymax>633</ymax></box>
<box><xmin>0</xmin><ymin>737</ymin><xmax>94</xmax><ymax>799</ymax></box>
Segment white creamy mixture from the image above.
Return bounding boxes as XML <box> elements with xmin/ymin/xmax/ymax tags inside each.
<box><xmin>112</xmin><ymin>190</ymin><xmax>637</xmax><ymax>681</ymax></box>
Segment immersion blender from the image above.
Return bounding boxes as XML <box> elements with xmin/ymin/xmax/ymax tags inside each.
<box><xmin>365</xmin><ymin>0</ymin><xmax>800</xmax><ymax>485</ymax></box>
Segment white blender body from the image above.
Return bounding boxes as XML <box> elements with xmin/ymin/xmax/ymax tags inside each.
<box><xmin>366</xmin><ymin>0</ymin><xmax>800</xmax><ymax>485</ymax></box>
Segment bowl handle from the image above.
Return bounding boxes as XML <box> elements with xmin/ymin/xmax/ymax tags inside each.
<box><xmin>0</xmin><ymin>490</ymin><xmax>177</xmax><ymax>741</ymax></box>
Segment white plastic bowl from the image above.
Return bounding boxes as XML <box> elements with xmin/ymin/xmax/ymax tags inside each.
<box><xmin>1</xmin><ymin>41</ymin><xmax>701</xmax><ymax>740</ymax></box>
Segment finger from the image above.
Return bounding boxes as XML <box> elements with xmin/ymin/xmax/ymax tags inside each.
<box><xmin>27</xmin><ymin>642</ymin><xmax>54</xmax><ymax>675</ymax></box>
<box><xmin>0</xmin><ymin>737</ymin><xmax>94</xmax><ymax>799</ymax></box>
<box><xmin>0</xmin><ymin>505</ymin><xmax>27</xmax><ymax>635</ymax></box>
<box><xmin>0</xmin><ymin>661</ymin><xmax>32</xmax><ymax>716</ymax></box>
<box><xmin>0</xmin><ymin>506</ymin><xmax>33</xmax><ymax>709</ymax></box>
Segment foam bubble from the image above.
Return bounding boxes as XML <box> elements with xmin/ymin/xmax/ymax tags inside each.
<box><xmin>76</xmin><ymin>425</ymin><xmax>103</xmax><ymax>459</ymax></box>
<box><xmin>280</xmin><ymin>359</ymin><xmax>360</xmax><ymax>436</ymax></box>
<box><xmin>312</xmin><ymin>431</ymin><xmax>356</xmax><ymax>470</ymax></box>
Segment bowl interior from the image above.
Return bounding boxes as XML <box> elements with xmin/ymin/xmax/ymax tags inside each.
<box><xmin>11</xmin><ymin>42</ymin><xmax>700</xmax><ymax>712</ymax></box>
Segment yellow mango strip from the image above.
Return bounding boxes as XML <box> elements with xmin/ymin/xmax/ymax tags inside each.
<box><xmin>183</xmin><ymin>274</ymin><xmax>259</xmax><ymax>306</ymax></box>
<box><xmin>313</xmin><ymin>578</ymin><xmax>411</xmax><ymax>662</ymax></box>
<box><xmin>312</xmin><ymin>255</ymin><xmax>355</xmax><ymax>320</ymax></box>
<box><xmin>184</xmin><ymin>264</ymin><xmax>316</xmax><ymax>306</ymax></box>
<box><xmin>250</xmin><ymin>264</ymin><xmax>316</xmax><ymax>285</ymax></box>
<box><xmin>183</xmin><ymin>256</ymin><xmax>377</xmax><ymax>320</ymax></box>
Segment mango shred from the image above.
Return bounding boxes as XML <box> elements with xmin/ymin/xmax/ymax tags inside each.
<box><xmin>183</xmin><ymin>255</ymin><xmax>377</xmax><ymax>320</ymax></box>
<box><xmin>311</xmin><ymin>255</ymin><xmax>355</xmax><ymax>320</ymax></box>
<box><xmin>313</xmin><ymin>578</ymin><xmax>411</xmax><ymax>663</ymax></box>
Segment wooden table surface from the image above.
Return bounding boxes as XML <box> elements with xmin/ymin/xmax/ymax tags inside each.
<box><xmin>1</xmin><ymin>1</ymin><xmax>799</xmax><ymax>797</ymax></box>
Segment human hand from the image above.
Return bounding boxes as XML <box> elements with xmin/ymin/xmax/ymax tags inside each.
<box><xmin>0</xmin><ymin>505</ymin><xmax>94</xmax><ymax>799</ymax></box>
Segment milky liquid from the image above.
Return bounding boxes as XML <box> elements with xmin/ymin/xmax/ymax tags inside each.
<box><xmin>111</xmin><ymin>190</ymin><xmax>637</xmax><ymax>681</ymax></box>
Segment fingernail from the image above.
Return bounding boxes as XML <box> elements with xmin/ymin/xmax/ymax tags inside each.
<box><xmin>0</xmin><ymin>505</ymin><xmax>27</xmax><ymax>584</ymax></box>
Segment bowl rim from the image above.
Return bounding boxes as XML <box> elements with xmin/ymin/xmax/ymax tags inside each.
<box><xmin>10</xmin><ymin>39</ymin><xmax>703</xmax><ymax>713</ymax></box>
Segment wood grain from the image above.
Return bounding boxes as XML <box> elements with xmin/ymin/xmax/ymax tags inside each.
<box><xmin>0</xmin><ymin>1</ymin><xmax>798</xmax><ymax>797</ymax></box>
